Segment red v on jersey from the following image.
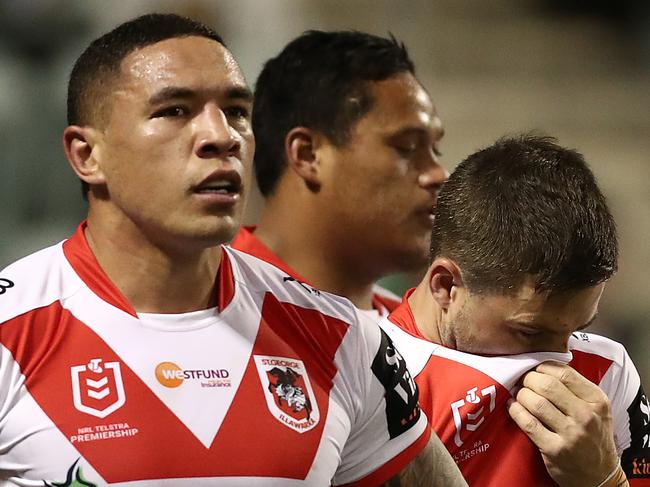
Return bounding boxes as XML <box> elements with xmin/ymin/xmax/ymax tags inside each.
<box><xmin>0</xmin><ymin>224</ymin><xmax>430</xmax><ymax>485</ymax></box>
<box><xmin>0</xmin><ymin>293</ymin><xmax>348</xmax><ymax>482</ymax></box>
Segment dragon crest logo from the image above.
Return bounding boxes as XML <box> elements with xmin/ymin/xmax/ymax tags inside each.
<box><xmin>254</xmin><ymin>355</ymin><xmax>319</xmax><ymax>433</ymax></box>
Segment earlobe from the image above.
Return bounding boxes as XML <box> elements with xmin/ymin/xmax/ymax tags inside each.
<box><xmin>63</xmin><ymin>125</ymin><xmax>106</xmax><ymax>186</ymax></box>
<box><xmin>285</xmin><ymin>127</ymin><xmax>321</xmax><ymax>191</ymax></box>
<box><xmin>428</xmin><ymin>258</ymin><xmax>463</xmax><ymax>310</ymax></box>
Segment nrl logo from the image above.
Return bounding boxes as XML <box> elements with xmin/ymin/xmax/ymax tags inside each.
<box><xmin>70</xmin><ymin>359</ymin><xmax>126</xmax><ymax>418</ymax></box>
<box><xmin>254</xmin><ymin>355</ymin><xmax>319</xmax><ymax>433</ymax></box>
<box><xmin>451</xmin><ymin>385</ymin><xmax>497</xmax><ymax>447</ymax></box>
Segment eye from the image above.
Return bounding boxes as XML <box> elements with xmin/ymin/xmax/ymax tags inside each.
<box><xmin>515</xmin><ymin>327</ymin><xmax>543</xmax><ymax>339</ymax></box>
<box><xmin>151</xmin><ymin>105</ymin><xmax>189</xmax><ymax>118</ymax></box>
<box><xmin>394</xmin><ymin>143</ymin><xmax>418</xmax><ymax>157</ymax></box>
<box><xmin>223</xmin><ymin>105</ymin><xmax>250</xmax><ymax>120</ymax></box>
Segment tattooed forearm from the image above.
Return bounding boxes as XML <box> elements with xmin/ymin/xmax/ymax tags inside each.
<box><xmin>381</xmin><ymin>436</ymin><xmax>468</xmax><ymax>486</ymax></box>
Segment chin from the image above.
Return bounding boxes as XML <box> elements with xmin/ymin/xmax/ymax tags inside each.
<box><xmin>182</xmin><ymin>220</ymin><xmax>239</xmax><ymax>248</ymax></box>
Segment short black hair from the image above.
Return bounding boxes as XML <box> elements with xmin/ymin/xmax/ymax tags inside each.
<box><xmin>430</xmin><ymin>134</ymin><xmax>618</xmax><ymax>293</ymax></box>
<box><xmin>67</xmin><ymin>13</ymin><xmax>225</xmax><ymax>199</ymax></box>
<box><xmin>68</xmin><ymin>13</ymin><xmax>224</xmax><ymax>126</ymax></box>
<box><xmin>253</xmin><ymin>30</ymin><xmax>416</xmax><ymax>197</ymax></box>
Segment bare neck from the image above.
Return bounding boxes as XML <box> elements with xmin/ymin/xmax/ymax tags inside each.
<box><xmin>407</xmin><ymin>275</ymin><xmax>444</xmax><ymax>344</ymax></box>
<box><xmin>255</xmin><ymin>197</ymin><xmax>379</xmax><ymax>310</ymax></box>
<box><xmin>85</xmin><ymin>209</ymin><xmax>221</xmax><ymax>314</ymax></box>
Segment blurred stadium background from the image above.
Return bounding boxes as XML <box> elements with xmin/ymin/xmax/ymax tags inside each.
<box><xmin>1</xmin><ymin>0</ymin><xmax>648</xmax><ymax>386</ymax></box>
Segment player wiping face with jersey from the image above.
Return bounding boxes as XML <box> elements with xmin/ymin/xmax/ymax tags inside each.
<box><xmin>229</xmin><ymin>29</ymin><xmax>642</xmax><ymax>486</ymax></box>
<box><xmin>380</xmin><ymin>134</ymin><xmax>649</xmax><ymax>486</ymax></box>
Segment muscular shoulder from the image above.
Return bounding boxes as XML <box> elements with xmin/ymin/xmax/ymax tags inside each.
<box><xmin>569</xmin><ymin>331</ymin><xmax>629</xmax><ymax>364</ymax></box>
<box><xmin>569</xmin><ymin>332</ymin><xmax>642</xmax><ymax>431</ymax></box>
<box><xmin>224</xmin><ymin>246</ymin><xmax>360</xmax><ymax>325</ymax></box>
<box><xmin>379</xmin><ymin>318</ymin><xmax>436</xmax><ymax>377</ymax></box>
<box><xmin>0</xmin><ymin>242</ymin><xmax>80</xmax><ymax>323</ymax></box>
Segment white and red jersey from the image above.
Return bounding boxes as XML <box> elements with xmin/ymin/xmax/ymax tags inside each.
<box><xmin>381</xmin><ymin>292</ymin><xmax>650</xmax><ymax>486</ymax></box>
<box><xmin>230</xmin><ymin>227</ymin><xmax>401</xmax><ymax>318</ymax></box>
<box><xmin>0</xmin><ymin>223</ymin><xmax>429</xmax><ymax>486</ymax></box>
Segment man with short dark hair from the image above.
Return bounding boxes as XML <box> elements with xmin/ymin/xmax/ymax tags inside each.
<box><xmin>232</xmin><ymin>30</ymin><xmax>446</xmax><ymax>315</ymax></box>
<box><xmin>0</xmin><ymin>14</ymin><xmax>465</xmax><ymax>486</ymax></box>
<box><xmin>231</xmin><ymin>31</ymin><xmax>638</xmax><ymax>485</ymax></box>
<box><xmin>381</xmin><ymin>135</ymin><xmax>650</xmax><ymax>486</ymax></box>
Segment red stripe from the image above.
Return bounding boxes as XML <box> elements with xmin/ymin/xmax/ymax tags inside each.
<box><xmin>231</xmin><ymin>227</ymin><xmax>393</xmax><ymax>315</ymax></box>
<box><xmin>386</xmin><ymin>289</ymin><xmax>424</xmax><ymax>340</ymax></box>
<box><xmin>63</xmin><ymin>222</ymin><xmax>136</xmax><ymax>317</ymax></box>
<box><xmin>339</xmin><ymin>427</ymin><xmax>431</xmax><ymax>487</ymax></box>
<box><xmin>216</xmin><ymin>248</ymin><xmax>235</xmax><ymax>311</ymax></box>
<box><xmin>569</xmin><ymin>349</ymin><xmax>614</xmax><ymax>385</ymax></box>
<box><xmin>231</xmin><ymin>226</ymin><xmax>309</xmax><ymax>282</ymax></box>
<box><xmin>371</xmin><ymin>294</ymin><xmax>401</xmax><ymax>316</ymax></box>
<box><xmin>630</xmin><ymin>479</ymin><xmax>650</xmax><ymax>485</ymax></box>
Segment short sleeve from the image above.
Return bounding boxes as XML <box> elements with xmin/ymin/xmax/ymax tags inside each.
<box><xmin>607</xmin><ymin>348</ymin><xmax>650</xmax><ymax>484</ymax></box>
<box><xmin>332</xmin><ymin>311</ymin><xmax>430</xmax><ymax>486</ymax></box>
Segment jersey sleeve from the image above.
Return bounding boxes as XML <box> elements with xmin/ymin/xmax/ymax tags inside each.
<box><xmin>331</xmin><ymin>310</ymin><xmax>431</xmax><ymax>486</ymax></box>
<box><xmin>604</xmin><ymin>347</ymin><xmax>650</xmax><ymax>484</ymax></box>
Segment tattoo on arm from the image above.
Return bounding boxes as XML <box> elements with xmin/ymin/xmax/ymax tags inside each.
<box><xmin>380</xmin><ymin>437</ymin><xmax>468</xmax><ymax>487</ymax></box>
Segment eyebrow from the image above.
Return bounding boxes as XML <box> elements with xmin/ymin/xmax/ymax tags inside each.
<box><xmin>388</xmin><ymin>125</ymin><xmax>445</xmax><ymax>140</ymax></box>
<box><xmin>510</xmin><ymin>312</ymin><xmax>599</xmax><ymax>333</ymax></box>
<box><xmin>148</xmin><ymin>85</ymin><xmax>253</xmax><ymax>106</ymax></box>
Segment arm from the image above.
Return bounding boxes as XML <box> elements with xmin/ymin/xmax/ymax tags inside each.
<box><xmin>508</xmin><ymin>362</ymin><xmax>627</xmax><ymax>487</ymax></box>
<box><xmin>382</xmin><ymin>435</ymin><xmax>468</xmax><ymax>487</ymax></box>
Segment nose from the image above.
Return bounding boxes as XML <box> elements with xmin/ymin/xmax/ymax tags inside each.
<box><xmin>418</xmin><ymin>152</ymin><xmax>448</xmax><ymax>193</ymax></box>
<box><xmin>194</xmin><ymin>104</ymin><xmax>240</xmax><ymax>158</ymax></box>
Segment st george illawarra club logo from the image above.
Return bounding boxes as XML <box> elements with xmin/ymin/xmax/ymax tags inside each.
<box><xmin>71</xmin><ymin>359</ymin><xmax>126</xmax><ymax>418</ymax></box>
<box><xmin>254</xmin><ymin>355</ymin><xmax>320</xmax><ymax>433</ymax></box>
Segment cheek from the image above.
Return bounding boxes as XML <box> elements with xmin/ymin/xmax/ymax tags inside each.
<box><xmin>450</xmin><ymin>306</ymin><xmax>509</xmax><ymax>354</ymax></box>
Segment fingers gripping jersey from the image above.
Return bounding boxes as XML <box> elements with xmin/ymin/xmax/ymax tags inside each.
<box><xmin>382</xmin><ymin>298</ymin><xmax>650</xmax><ymax>486</ymax></box>
<box><xmin>0</xmin><ymin>224</ymin><xmax>428</xmax><ymax>486</ymax></box>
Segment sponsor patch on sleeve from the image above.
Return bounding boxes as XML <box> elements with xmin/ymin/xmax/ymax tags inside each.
<box><xmin>621</xmin><ymin>385</ymin><xmax>650</xmax><ymax>479</ymax></box>
<box><xmin>0</xmin><ymin>277</ymin><xmax>15</xmax><ymax>295</ymax></box>
<box><xmin>371</xmin><ymin>329</ymin><xmax>421</xmax><ymax>439</ymax></box>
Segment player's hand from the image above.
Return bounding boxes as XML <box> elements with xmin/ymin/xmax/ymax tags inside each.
<box><xmin>507</xmin><ymin>362</ymin><xmax>622</xmax><ymax>487</ymax></box>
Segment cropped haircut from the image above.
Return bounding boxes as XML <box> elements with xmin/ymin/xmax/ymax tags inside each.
<box><xmin>67</xmin><ymin>13</ymin><xmax>225</xmax><ymax>198</ymax></box>
<box><xmin>253</xmin><ymin>30</ymin><xmax>416</xmax><ymax>197</ymax></box>
<box><xmin>430</xmin><ymin>134</ymin><xmax>618</xmax><ymax>294</ymax></box>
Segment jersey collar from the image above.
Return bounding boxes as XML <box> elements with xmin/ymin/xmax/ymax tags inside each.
<box><xmin>63</xmin><ymin>221</ymin><xmax>235</xmax><ymax>317</ymax></box>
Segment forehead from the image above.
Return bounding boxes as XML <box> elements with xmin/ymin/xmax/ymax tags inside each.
<box><xmin>476</xmin><ymin>281</ymin><xmax>605</xmax><ymax>330</ymax></box>
<box><xmin>117</xmin><ymin>36</ymin><xmax>247</xmax><ymax>97</ymax></box>
<box><xmin>355</xmin><ymin>73</ymin><xmax>442</xmax><ymax>135</ymax></box>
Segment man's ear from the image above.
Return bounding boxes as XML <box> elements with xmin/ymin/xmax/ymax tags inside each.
<box><xmin>63</xmin><ymin>125</ymin><xmax>106</xmax><ymax>186</ymax></box>
<box><xmin>284</xmin><ymin>126</ymin><xmax>322</xmax><ymax>191</ymax></box>
<box><xmin>428</xmin><ymin>257</ymin><xmax>464</xmax><ymax>310</ymax></box>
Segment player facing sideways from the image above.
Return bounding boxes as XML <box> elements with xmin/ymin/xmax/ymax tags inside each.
<box><xmin>231</xmin><ymin>29</ymin><xmax>447</xmax><ymax>317</ymax></box>
<box><xmin>230</xmin><ymin>29</ymin><xmax>633</xmax><ymax>485</ymax></box>
<box><xmin>0</xmin><ymin>14</ymin><xmax>466</xmax><ymax>486</ymax></box>
<box><xmin>380</xmin><ymin>135</ymin><xmax>650</xmax><ymax>486</ymax></box>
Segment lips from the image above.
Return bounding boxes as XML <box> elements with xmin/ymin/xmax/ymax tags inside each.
<box><xmin>193</xmin><ymin>169</ymin><xmax>242</xmax><ymax>196</ymax></box>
